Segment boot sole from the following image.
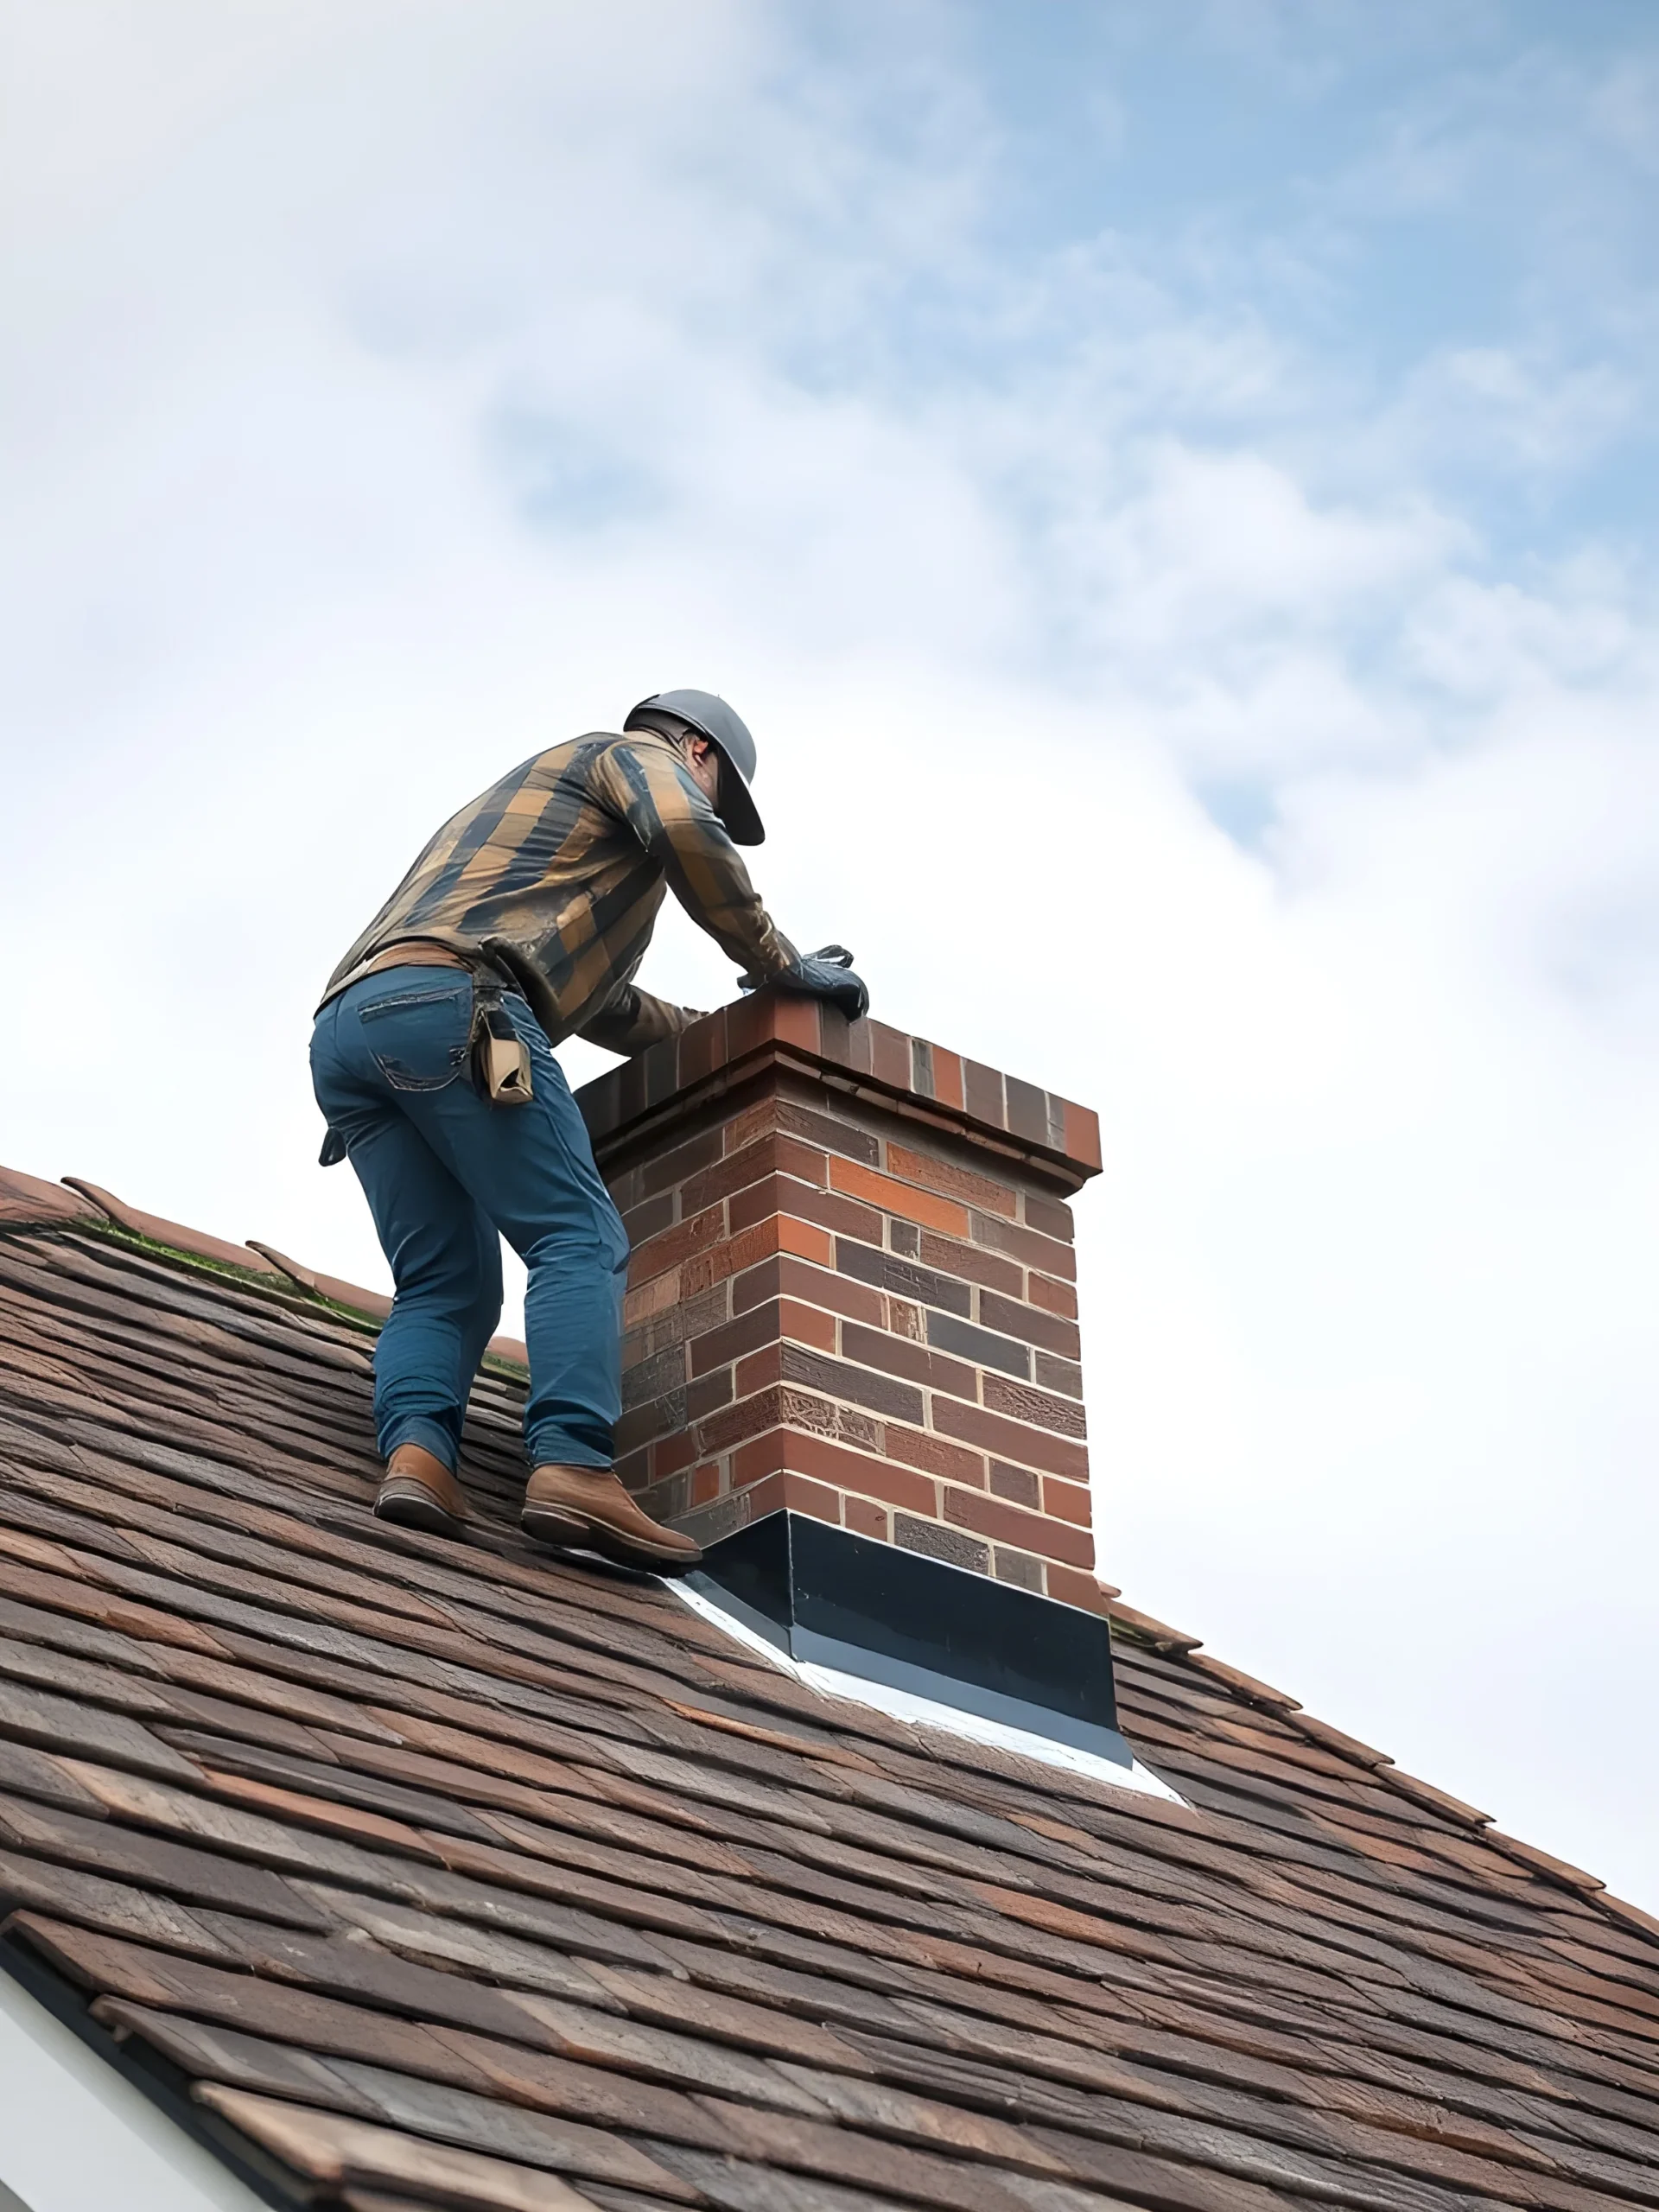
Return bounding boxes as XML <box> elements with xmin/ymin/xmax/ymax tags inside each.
<box><xmin>375</xmin><ymin>1479</ymin><xmax>467</xmax><ymax>1541</ymax></box>
<box><xmin>521</xmin><ymin>1503</ymin><xmax>702</xmax><ymax>1574</ymax></box>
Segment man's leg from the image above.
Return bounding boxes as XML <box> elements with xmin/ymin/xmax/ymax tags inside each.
<box><xmin>372</xmin><ymin>988</ymin><xmax>698</xmax><ymax>1568</ymax></box>
<box><xmin>310</xmin><ymin>981</ymin><xmax>503</xmax><ymax>1495</ymax></box>
<box><xmin>386</xmin><ymin>995</ymin><xmax>629</xmax><ymax>1468</ymax></box>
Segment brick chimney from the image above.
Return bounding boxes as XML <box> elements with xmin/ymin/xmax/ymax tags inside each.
<box><xmin>576</xmin><ymin>992</ymin><xmax>1105</xmax><ymax>1611</ymax></box>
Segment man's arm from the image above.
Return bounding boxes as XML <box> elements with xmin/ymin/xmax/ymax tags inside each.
<box><xmin>596</xmin><ymin>738</ymin><xmax>799</xmax><ymax>984</ymax></box>
<box><xmin>575</xmin><ymin>982</ymin><xmax>697</xmax><ymax>1057</ymax></box>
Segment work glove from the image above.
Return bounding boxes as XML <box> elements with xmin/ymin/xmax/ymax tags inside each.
<box><xmin>776</xmin><ymin>944</ymin><xmax>870</xmax><ymax>1022</ymax></box>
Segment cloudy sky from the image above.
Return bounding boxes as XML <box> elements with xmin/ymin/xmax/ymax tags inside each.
<box><xmin>3</xmin><ymin>2</ymin><xmax>1656</xmax><ymax>1904</ymax></box>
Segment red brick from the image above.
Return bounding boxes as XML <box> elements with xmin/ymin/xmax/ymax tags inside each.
<box><xmin>677</xmin><ymin>1007</ymin><xmax>728</xmax><ymax>1087</ymax></box>
<box><xmin>930</xmin><ymin>1045</ymin><xmax>964</xmax><ymax>1112</ymax></box>
<box><xmin>1062</xmin><ymin>1099</ymin><xmax>1103</xmax><ymax>1175</ymax></box>
<box><xmin>838</xmin><ymin>1321</ymin><xmax>978</xmax><ymax>1403</ymax></box>
<box><xmin>842</xmin><ymin>1496</ymin><xmax>889</xmax><ymax>1542</ymax></box>
<box><xmin>733</xmin><ymin>1254</ymin><xmax>885</xmax><ymax>1328</ymax></box>
<box><xmin>730</xmin><ymin>1468</ymin><xmax>842</xmax><ymax>1526</ymax></box>
<box><xmin>730</xmin><ymin>1427</ymin><xmax>939</xmax><ymax>1520</ymax></box>
<box><xmin>650</xmin><ymin>1428</ymin><xmax>697</xmax><ymax>1480</ymax></box>
<box><xmin>623</xmin><ymin>1270</ymin><xmax>682</xmax><ymax>1327</ymax></box>
<box><xmin>1043</xmin><ymin>1475</ymin><xmax>1093</xmax><ymax>1528</ymax></box>
<box><xmin>886</xmin><ymin>1141</ymin><xmax>1017</xmax><ymax>1219</ymax></box>
<box><xmin>1046</xmin><ymin>1560</ymin><xmax>1113</xmax><ymax>1615</ymax></box>
<box><xmin>827</xmin><ymin>1158</ymin><xmax>971</xmax><ymax>1240</ymax></box>
<box><xmin>1023</xmin><ymin>1190</ymin><xmax>1075</xmax><ymax>1243</ymax></box>
<box><xmin>734</xmin><ymin>1342</ymin><xmax>784</xmax><ymax>1395</ymax></box>
<box><xmin>982</xmin><ymin>1372</ymin><xmax>1087</xmax><ymax>1439</ymax></box>
<box><xmin>930</xmin><ymin>1395</ymin><xmax>1090</xmax><ymax>1484</ymax></box>
<box><xmin>682</xmin><ymin>1132</ymin><xmax>829</xmax><ymax>1211</ymax></box>
<box><xmin>916</xmin><ymin>1230</ymin><xmax>1022</xmax><ymax>1298</ymax></box>
<box><xmin>628</xmin><ymin>1204</ymin><xmax>727</xmax><ymax>1289</ymax></box>
<box><xmin>680</xmin><ymin>1214</ymin><xmax>835</xmax><ymax>1298</ymax></box>
<box><xmin>729</xmin><ymin>1173</ymin><xmax>883</xmax><ymax>1247</ymax></box>
<box><xmin>942</xmin><ymin>1484</ymin><xmax>1096</xmax><ymax>1568</ymax></box>
<box><xmin>977</xmin><ymin>1290</ymin><xmax>1081</xmax><ymax>1360</ymax></box>
<box><xmin>886</xmin><ymin>1424</ymin><xmax>986</xmax><ymax>1488</ymax></box>
<box><xmin>690</xmin><ymin>1463</ymin><xmax>721</xmax><ymax>1507</ymax></box>
<box><xmin>1028</xmin><ymin>1271</ymin><xmax>1078</xmax><ymax>1319</ymax></box>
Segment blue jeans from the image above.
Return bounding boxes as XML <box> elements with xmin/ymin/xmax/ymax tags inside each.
<box><xmin>309</xmin><ymin>968</ymin><xmax>629</xmax><ymax>1475</ymax></box>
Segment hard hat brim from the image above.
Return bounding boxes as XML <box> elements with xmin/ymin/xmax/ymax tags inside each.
<box><xmin>715</xmin><ymin>753</ymin><xmax>765</xmax><ymax>846</ymax></box>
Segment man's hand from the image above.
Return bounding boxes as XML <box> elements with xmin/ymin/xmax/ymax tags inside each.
<box><xmin>776</xmin><ymin>944</ymin><xmax>870</xmax><ymax>1021</ymax></box>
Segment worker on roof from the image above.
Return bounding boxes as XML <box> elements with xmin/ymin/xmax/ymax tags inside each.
<box><xmin>310</xmin><ymin>690</ymin><xmax>868</xmax><ymax>1573</ymax></box>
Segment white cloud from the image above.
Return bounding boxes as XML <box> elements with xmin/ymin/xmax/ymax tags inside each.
<box><xmin>3</xmin><ymin>0</ymin><xmax>1657</xmax><ymax>1910</ymax></box>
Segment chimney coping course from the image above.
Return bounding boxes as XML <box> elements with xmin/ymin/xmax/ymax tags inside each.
<box><xmin>576</xmin><ymin>988</ymin><xmax>1103</xmax><ymax>1192</ymax></box>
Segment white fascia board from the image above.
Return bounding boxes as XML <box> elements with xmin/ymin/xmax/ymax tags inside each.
<box><xmin>671</xmin><ymin>1580</ymin><xmax>1184</xmax><ymax>1802</ymax></box>
<box><xmin>0</xmin><ymin>1966</ymin><xmax>271</xmax><ymax>2212</ymax></box>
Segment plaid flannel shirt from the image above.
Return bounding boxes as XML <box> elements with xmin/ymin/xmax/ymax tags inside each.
<box><xmin>324</xmin><ymin>731</ymin><xmax>798</xmax><ymax>1053</ymax></box>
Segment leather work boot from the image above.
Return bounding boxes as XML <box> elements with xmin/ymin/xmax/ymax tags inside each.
<box><xmin>374</xmin><ymin>1443</ymin><xmax>469</xmax><ymax>1541</ymax></box>
<box><xmin>521</xmin><ymin>1465</ymin><xmax>702</xmax><ymax>1573</ymax></box>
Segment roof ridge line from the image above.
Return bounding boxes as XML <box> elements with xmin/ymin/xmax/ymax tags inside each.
<box><xmin>0</xmin><ymin>1157</ymin><xmax>530</xmax><ymax>1372</ymax></box>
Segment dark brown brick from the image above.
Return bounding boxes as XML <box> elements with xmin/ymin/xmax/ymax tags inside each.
<box><xmin>988</xmin><ymin>1460</ymin><xmax>1040</xmax><ymax>1509</ymax></box>
<box><xmin>1034</xmin><ymin>1351</ymin><xmax>1084</xmax><ymax>1400</ymax></box>
<box><xmin>916</xmin><ymin>1230</ymin><xmax>1022</xmax><ymax>1297</ymax></box>
<box><xmin>681</xmin><ymin>1132</ymin><xmax>829</xmax><ymax>1212</ymax></box>
<box><xmin>767</xmin><ymin>1343</ymin><xmax>924</xmax><ymax>1427</ymax></box>
<box><xmin>839</xmin><ymin>1321</ymin><xmax>978</xmax><ymax>1402</ymax></box>
<box><xmin>977</xmin><ymin>1290</ymin><xmax>1080</xmax><ymax>1359</ymax></box>
<box><xmin>894</xmin><ymin>1515</ymin><xmax>989</xmax><ymax>1575</ymax></box>
<box><xmin>925</xmin><ymin>1311</ymin><xmax>1030</xmax><ymax>1380</ymax></box>
<box><xmin>639</xmin><ymin>1126</ymin><xmax>725</xmax><ymax>1199</ymax></box>
<box><xmin>1023</xmin><ymin>1189</ymin><xmax>1076</xmax><ymax>1242</ymax></box>
<box><xmin>620</xmin><ymin>1191</ymin><xmax>676</xmax><ymax>1245</ymax></box>
<box><xmin>968</xmin><ymin>1209</ymin><xmax>1077</xmax><ymax>1282</ymax></box>
<box><xmin>992</xmin><ymin>1547</ymin><xmax>1045</xmax><ymax>1592</ymax></box>
<box><xmin>770</xmin><ymin>1095</ymin><xmax>880</xmax><ymax>1166</ymax></box>
<box><xmin>688</xmin><ymin>1301</ymin><xmax>787</xmax><ymax>1378</ymax></box>
<box><xmin>982</xmin><ymin>1372</ymin><xmax>1087</xmax><ymax>1438</ymax></box>
<box><xmin>887</xmin><ymin>1219</ymin><xmax>920</xmax><ymax>1258</ymax></box>
<box><xmin>733</xmin><ymin>1253</ymin><xmax>884</xmax><ymax>1329</ymax></box>
<box><xmin>620</xmin><ymin>1344</ymin><xmax>686</xmax><ymax>1409</ymax></box>
<box><xmin>1005</xmin><ymin>1073</ymin><xmax>1056</xmax><ymax>1147</ymax></box>
<box><xmin>614</xmin><ymin>1388</ymin><xmax>688</xmax><ymax>1455</ymax></box>
<box><xmin>685</xmin><ymin>1369</ymin><xmax>734</xmax><ymax>1421</ymax></box>
<box><xmin>963</xmin><ymin>1060</ymin><xmax>1006</xmax><ymax>1129</ymax></box>
<box><xmin>930</xmin><ymin>1395</ymin><xmax>1089</xmax><ymax>1482</ymax></box>
<box><xmin>886</xmin><ymin>1423</ymin><xmax>986</xmax><ymax>1488</ymax></box>
<box><xmin>833</xmin><ymin>1240</ymin><xmax>971</xmax><ymax>1317</ymax></box>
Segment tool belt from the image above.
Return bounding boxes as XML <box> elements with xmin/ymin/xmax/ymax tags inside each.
<box><xmin>334</xmin><ymin>939</ymin><xmax>534</xmax><ymax>1107</ymax></box>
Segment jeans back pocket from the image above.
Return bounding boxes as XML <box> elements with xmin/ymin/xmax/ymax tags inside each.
<box><xmin>356</xmin><ymin>982</ymin><xmax>473</xmax><ymax>1093</ymax></box>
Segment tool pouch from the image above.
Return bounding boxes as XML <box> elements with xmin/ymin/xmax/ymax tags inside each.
<box><xmin>469</xmin><ymin>987</ymin><xmax>533</xmax><ymax>1106</ymax></box>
